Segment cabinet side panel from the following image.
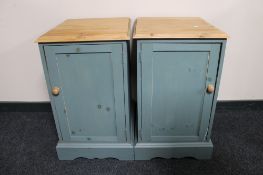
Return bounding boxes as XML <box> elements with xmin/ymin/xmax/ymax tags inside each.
<box><xmin>38</xmin><ymin>44</ymin><xmax>62</xmax><ymax>140</ymax></box>
<box><xmin>206</xmin><ymin>40</ymin><xmax>227</xmax><ymax>140</ymax></box>
<box><xmin>136</xmin><ymin>41</ymin><xmax>143</xmax><ymax>142</ymax></box>
<box><xmin>122</xmin><ymin>41</ymin><xmax>132</xmax><ymax>143</ymax></box>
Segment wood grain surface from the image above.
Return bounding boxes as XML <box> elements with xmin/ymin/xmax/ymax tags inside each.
<box><xmin>36</xmin><ymin>18</ymin><xmax>131</xmax><ymax>43</ymax></box>
<box><xmin>133</xmin><ymin>17</ymin><xmax>228</xmax><ymax>39</ymax></box>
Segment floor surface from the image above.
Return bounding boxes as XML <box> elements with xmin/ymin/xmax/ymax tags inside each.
<box><xmin>0</xmin><ymin>103</ymin><xmax>263</xmax><ymax>175</ymax></box>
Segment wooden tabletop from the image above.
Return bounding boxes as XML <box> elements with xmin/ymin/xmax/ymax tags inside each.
<box><xmin>36</xmin><ymin>18</ymin><xmax>131</xmax><ymax>43</ymax></box>
<box><xmin>133</xmin><ymin>17</ymin><xmax>228</xmax><ymax>39</ymax></box>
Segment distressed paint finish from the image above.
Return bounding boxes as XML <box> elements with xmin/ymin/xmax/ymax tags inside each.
<box><xmin>136</xmin><ymin>40</ymin><xmax>226</xmax><ymax>159</ymax></box>
<box><xmin>38</xmin><ymin>41</ymin><xmax>133</xmax><ymax>160</ymax></box>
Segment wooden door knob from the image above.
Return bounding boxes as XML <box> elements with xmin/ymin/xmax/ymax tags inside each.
<box><xmin>52</xmin><ymin>87</ymin><xmax>60</xmax><ymax>96</ymax></box>
<box><xmin>207</xmin><ymin>84</ymin><xmax>215</xmax><ymax>93</ymax></box>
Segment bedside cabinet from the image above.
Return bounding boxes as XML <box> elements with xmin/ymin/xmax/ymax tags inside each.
<box><xmin>133</xmin><ymin>17</ymin><xmax>228</xmax><ymax>160</ymax></box>
<box><xmin>36</xmin><ymin>18</ymin><xmax>133</xmax><ymax>160</ymax></box>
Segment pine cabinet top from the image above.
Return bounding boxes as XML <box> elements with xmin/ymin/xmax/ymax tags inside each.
<box><xmin>36</xmin><ymin>18</ymin><xmax>131</xmax><ymax>43</ymax></box>
<box><xmin>133</xmin><ymin>17</ymin><xmax>228</xmax><ymax>39</ymax></box>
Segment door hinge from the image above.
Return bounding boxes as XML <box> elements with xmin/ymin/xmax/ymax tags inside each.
<box><xmin>138</xmin><ymin>129</ymin><xmax>142</xmax><ymax>140</ymax></box>
<box><xmin>124</xmin><ymin>129</ymin><xmax>127</xmax><ymax>142</ymax></box>
<box><xmin>203</xmin><ymin>127</ymin><xmax>209</xmax><ymax>141</ymax></box>
<box><xmin>138</xmin><ymin>52</ymin><xmax>142</xmax><ymax>63</ymax></box>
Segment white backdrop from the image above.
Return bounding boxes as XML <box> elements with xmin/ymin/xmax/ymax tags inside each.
<box><xmin>0</xmin><ymin>0</ymin><xmax>263</xmax><ymax>102</ymax></box>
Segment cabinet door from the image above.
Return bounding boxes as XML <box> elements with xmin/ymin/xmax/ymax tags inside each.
<box><xmin>138</xmin><ymin>42</ymin><xmax>221</xmax><ymax>142</ymax></box>
<box><xmin>44</xmin><ymin>43</ymin><xmax>126</xmax><ymax>142</ymax></box>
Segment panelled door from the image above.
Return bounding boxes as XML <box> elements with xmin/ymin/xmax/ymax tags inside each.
<box><xmin>44</xmin><ymin>43</ymin><xmax>126</xmax><ymax>142</ymax></box>
<box><xmin>138</xmin><ymin>41</ymin><xmax>221</xmax><ymax>143</ymax></box>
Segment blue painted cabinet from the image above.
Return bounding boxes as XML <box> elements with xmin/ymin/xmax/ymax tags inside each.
<box><xmin>135</xmin><ymin>40</ymin><xmax>226</xmax><ymax>159</ymax></box>
<box><xmin>37</xmin><ymin>18</ymin><xmax>133</xmax><ymax>160</ymax></box>
<box><xmin>133</xmin><ymin>18</ymin><xmax>228</xmax><ymax>160</ymax></box>
<box><xmin>39</xmin><ymin>42</ymin><xmax>133</xmax><ymax>160</ymax></box>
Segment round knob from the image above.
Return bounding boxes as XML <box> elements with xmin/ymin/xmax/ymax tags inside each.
<box><xmin>52</xmin><ymin>87</ymin><xmax>60</xmax><ymax>96</ymax></box>
<box><xmin>207</xmin><ymin>84</ymin><xmax>215</xmax><ymax>93</ymax></box>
